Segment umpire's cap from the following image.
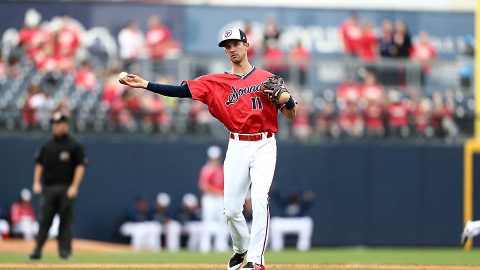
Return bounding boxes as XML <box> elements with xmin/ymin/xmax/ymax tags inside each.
<box><xmin>50</xmin><ymin>111</ymin><xmax>69</xmax><ymax>124</ymax></box>
<box><xmin>218</xmin><ymin>28</ymin><xmax>247</xmax><ymax>47</ymax></box>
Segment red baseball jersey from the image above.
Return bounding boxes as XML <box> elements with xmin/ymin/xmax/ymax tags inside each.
<box><xmin>183</xmin><ymin>67</ymin><xmax>282</xmax><ymax>134</ymax></box>
<box><xmin>199</xmin><ymin>163</ymin><xmax>224</xmax><ymax>193</ymax></box>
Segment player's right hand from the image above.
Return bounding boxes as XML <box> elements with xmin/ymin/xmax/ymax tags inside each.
<box><xmin>119</xmin><ymin>74</ymin><xmax>149</xmax><ymax>89</ymax></box>
<box><xmin>33</xmin><ymin>182</ymin><xmax>42</xmax><ymax>194</ymax></box>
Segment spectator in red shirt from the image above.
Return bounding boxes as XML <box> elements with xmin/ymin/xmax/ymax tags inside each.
<box><xmin>74</xmin><ymin>60</ymin><xmax>97</xmax><ymax>91</ymax></box>
<box><xmin>55</xmin><ymin>16</ymin><xmax>81</xmax><ymax>59</ymax></box>
<box><xmin>340</xmin><ymin>12</ymin><xmax>362</xmax><ymax>57</ymax></box>
<box><xmin>386</xmin><ymin>90</ymin><xmax>410</xmax><ymax>138</ymax></box>
<box><xmin>22</xmin><ymin>84</ymin><xmax>42</xmax><ymax>129</ymax></box>
<box><xmin>110</xmin><ymin>88</ymin><xmax>139</xmax><ymax>132</ymax></box>
<box><xmin>141</xmin><ymin>93</ymin><xmax>171</xmax><ymax>134</ymax></box>
<box><xmin>360</xmin><ymin>72</ymin><xmax>383</xmax><ymax>102</ymax></box>
<box><xmin>336</xmin><ymin>78</ymin><xmax>361</xmax><ymax>108</ymax></box>
<box><xmin>198</xmin><ymin>146</ymin><xmax>229</xmax><ymax>253</ymax></box>
<box><xmin>102</xmin><ymin>71</ymin><xmax>124</xmax><ymax>108</ymax></box>
<box><xmin>410</xmin><ymin>97</ymin><xmax>433</xmax><ymax>138</ymax></box>
<box><xmin>292</xmin><ymin>102</ymin><xmax>312</xmax><ymax>142</ymax></box>
<box><xmin>19</xmin><ymin>9</ymin><xmax>50</xmax><ymax>61</ymax></box>
<box><xmin>146</xmin><ymin>15</ymin><xmax>172</xmax><ymax>61</ymax></box>
<box><xmin>363</xmin><ymin>98</ymin><xmax>385</xmax><ymax>138</ymax></box>
<box><xmin>289</xmin><ymin>41</ymin><xmax>310</xmax><ymax>85</ymax></box>
<box><xmin>338</xmin><ymin>98</ymin><xmax>364</xmax><ymax>138</ymax></box>
<box><xmin>411</xmin><ymin>31</ymin><xmax>437</xmax><ymax>86</ymax></box>
<box><xmin>33</xmin><ymin>41</ymin><xmax>58</xmax><ymax>73</ymax></box>
<box><xmin>145</xmin><ymin>15</ymin><xmax>182</xmax><ymax>76</ymax></box>
<box><xmin>263</xmin><ymin>40</ymin><xmax>288</xmax><ymax>79</ymax></box>
<box><xmin>357</xmin><ymin>20</ymin><xmax>378</xmax><ymax>62</ymax></box>
<box><xmin>10</xmin><ymin>189</ymin><xmax>37</xmax><ymax>241</ymax></box>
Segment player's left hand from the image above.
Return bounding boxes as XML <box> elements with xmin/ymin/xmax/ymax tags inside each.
<box><xmin>67</xmin><ymin>186</ymin><xmax>78</xmax><ymax>199</ymax></box>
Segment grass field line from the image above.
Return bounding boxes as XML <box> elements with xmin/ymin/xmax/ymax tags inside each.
<box><xmin>2</xmin><ymin>263</ymin><xmax>480</xmax><ymax>269</ymax></box>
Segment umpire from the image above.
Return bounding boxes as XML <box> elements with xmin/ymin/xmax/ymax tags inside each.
<box><xmin>30</xmin><ymin>112</ymin><xmax>87</xmax><ymax>260</ymax></box>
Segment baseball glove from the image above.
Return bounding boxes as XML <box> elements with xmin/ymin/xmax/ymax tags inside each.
<box><xmin>260</xmin><ymin>75</ymin><xmax>289</xmax><ymax>105</ymax></box>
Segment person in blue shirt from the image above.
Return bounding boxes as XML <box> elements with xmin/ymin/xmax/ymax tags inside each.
<box><xmin>269</xmin><ymin>189</ymin><xmax>314</xmax><ymax>251</ymax></box>
<box><xmin>119</xmin><ymin>196</ymin><xmax>161</xmax><ymax>251</ymax></box>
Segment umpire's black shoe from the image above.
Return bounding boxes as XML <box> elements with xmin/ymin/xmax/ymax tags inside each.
<box><xmin>228</xmin><ymin>251</ymin><xmax>247</xmax><ymax>270</ymax></box>
<box><xmin>28</xmin><ymin>252</ymin><xmax>41</xmax><ymax>260</ymax></box>
<box><xmin>60</xmin><ymin>253</ymin><xmax>71</xmax><ymax>260</ymax></box>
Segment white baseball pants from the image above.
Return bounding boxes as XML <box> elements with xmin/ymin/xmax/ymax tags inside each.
<box><xmin>200</xmin><ymin>194</ymin><xmax>229</xmax><ymax>252</ymax></box>
<box><xmin>223</xmin><ymin>134</ymin><xmax>276</xmax><ymax>266</ymax></box>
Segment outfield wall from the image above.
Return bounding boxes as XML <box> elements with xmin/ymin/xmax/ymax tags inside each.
<box><xmin>0</xmin><ymin>135</ymin><xmax>466</xmax><ymax>247</ymax></box>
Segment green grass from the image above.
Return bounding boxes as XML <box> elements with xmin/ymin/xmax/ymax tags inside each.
<box><xmin>1</xmin><ymin>248</ymin><xmax>480</xmax><ymax>269</ymax></box>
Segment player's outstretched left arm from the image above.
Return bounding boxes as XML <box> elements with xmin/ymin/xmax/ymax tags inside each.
<box><xmin>279</xmin><ymin>92</ymin><xmax>297</xmax><ymax>120</ymax></box>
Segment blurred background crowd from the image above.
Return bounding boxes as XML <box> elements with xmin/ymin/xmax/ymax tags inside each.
<box><xmin>0</xmin><ymin>8</ymin><xmax>474</xmax><ymax>143</ymax></box>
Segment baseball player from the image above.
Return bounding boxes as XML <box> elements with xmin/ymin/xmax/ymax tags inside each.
<box><xmin>119</xmin><ymin>28</ymin><xmax>297</xmax><ymax>270</ymax></box>
<box><xmin>199</xmin><ymin>145</ymin><xmax>229</xmax><ymax>253</ymax></box>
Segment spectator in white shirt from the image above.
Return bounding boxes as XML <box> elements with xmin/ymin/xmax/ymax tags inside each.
<box><xmin>118</xmin><ymin>20</ymin><xmax>145</xmax><ymax>72</ymax></box>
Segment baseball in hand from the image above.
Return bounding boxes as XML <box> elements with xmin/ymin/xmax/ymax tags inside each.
<box><xmin>118</xmin><ymin>72</ymin><xmax>129</xmax><ymax>81</ymax></box>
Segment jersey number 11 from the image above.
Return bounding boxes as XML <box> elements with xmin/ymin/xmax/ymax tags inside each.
<box><xmin>251</xmin><ymin>97</ymin><xmax>263</xmax><ymax>110</ymax></box>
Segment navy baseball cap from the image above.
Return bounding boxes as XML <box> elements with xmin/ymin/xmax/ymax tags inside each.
<box><xmin>218</xmin><ymin>28</ymin><xmax>248</xmax><ymax>47</ymax></box>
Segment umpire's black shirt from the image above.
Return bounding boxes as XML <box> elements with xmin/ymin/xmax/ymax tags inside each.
<box><xmin>35</xmin><ymin>135</ymin><xmax>87</xmax><ymax>186</ymax></box>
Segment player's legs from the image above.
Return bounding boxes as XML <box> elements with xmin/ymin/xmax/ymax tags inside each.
<box><xmin>213</xmin><ymin>221</ymin><xmax>230</xmax><ymax>252</ymax></box>
<box><xmin>297</xmin><ymin>217</ymin><xmax>313</xmax><ymax>251</ymax></box>
<box><xmin>185</xmin><ymin>221</ymin><xmax>202</xmax><ymax>251</ymax></box>
<box><xmin>32</xmin><ymin>187</ymin><xmax>59</xmax><ymax>256</ymax></box>
<box><xmin>269</xmin><ymin>217</ymin><xmax>286</xmax><ymax>251</ymax></box>
<box><xmin>248</xmin><ymin>137</ymin><xmax>277</xmax><ymax>265</ymax></box>
<box><xmin>126</xmin><ymin>222</ymin><xmax>148</xmax><ymax>251</ymax></box>
<box><xmin>269</xmin><ymin>216</ymin><xmax>313</xmax><ymax>251</ymax></box>
<box><xmin>58</xmin><ymin>187</ymin><xmax>75</xmax><ymax>257</ymax></box>
<box><xmin>213</xmin><ymin>196</ymin><xmax>229</xmax><ymax>252</ymax></box>
<box><xmin>146</xmin><ymin>222</ymin><xmax>161</xmax><ymax>251</ymax></box>
<box><xmin>224</xmin><ymin>140</ymin><xmax>252</xmax><ymax>254</ymax></box>
<box><xmin>165</xmin><ymin>220</ymin><xmax>182</xmax><ymax>252</ymax></box>
<box><xmin>200</xmin><ymin>194</ymin><xmax>216</xmax><ymax>252</ymax></box>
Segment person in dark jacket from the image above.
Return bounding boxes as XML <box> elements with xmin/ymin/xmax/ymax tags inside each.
<box><xmin>30</xmin><ymin>112</ymin><xmax>87</xmax><ymax>260</ymax></box>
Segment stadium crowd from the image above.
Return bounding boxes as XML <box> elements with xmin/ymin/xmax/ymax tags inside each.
<box><xmin>0</xmin><ymin>9</ymin><xmax>474</xmax><ymax>142</ymax></box>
